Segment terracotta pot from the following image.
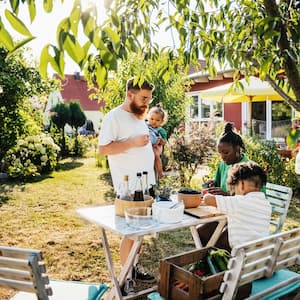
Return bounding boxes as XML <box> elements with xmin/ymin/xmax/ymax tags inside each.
<box><xmin>177</xmin><ymin>192</ymin><xmax>202</xmax><ymax>208</ymax></box>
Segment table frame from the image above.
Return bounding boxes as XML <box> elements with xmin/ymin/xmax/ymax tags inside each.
<box><xmin>77</xmin><ymin>205</ymin><xmax>227</xmax><ymax>300</ymax></box>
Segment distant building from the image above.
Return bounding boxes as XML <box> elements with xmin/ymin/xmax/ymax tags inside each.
<box><xmin>186</xmin><ymin>62</ymin><xmax>291</xmax><ymax>140</ymax></box>
<box><xmin>46</xmin><ymin>72</ymin><xmax>104</xmax><ymax>133</ymax></box>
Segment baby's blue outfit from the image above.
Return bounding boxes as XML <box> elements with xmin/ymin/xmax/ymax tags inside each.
<box><xmin>148</xmin><ymin>125</ymin><xmax>160</xmax><ymax>145</ymax></box>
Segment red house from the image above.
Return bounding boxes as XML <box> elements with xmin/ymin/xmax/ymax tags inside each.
<box><xmin>46</xmin><ymin>73</ymin><xmax>104</xmax><ymax>133</ymax></box>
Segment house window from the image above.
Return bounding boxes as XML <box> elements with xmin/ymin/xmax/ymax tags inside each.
<box><xmin>190</xmin><ymin>95</ymin><xmax>199</xmax><ymax>119</ymax></box>
<box><xmin>189</xmin><ymin>94</ymin><xmax>223</xmax><ymax>121</ymax></box>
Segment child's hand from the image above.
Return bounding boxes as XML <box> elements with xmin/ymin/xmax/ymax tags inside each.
<box><xmin>205</xmin><ymin>179</ymin><xmax>216</xmax><ymax>188</ymax></box>
<box><xmin>157</xmin><ymin>135</ymin><xmax>166</xmax><ymax>146</ymax></box>
<box><xmin>206</xmin><ymin>187</ymin><xmax>229</xmax><ymax>196</ymax></box>
<box><xmin>203</xmin><ymin>193</ymin><xmax>217</xmax><ymax>207</ymax></box>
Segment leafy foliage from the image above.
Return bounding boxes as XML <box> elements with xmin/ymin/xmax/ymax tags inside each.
<box><xmin>2</xmin><ymin>1</ymin><xmax>300</xmax><ymax>111</ymax></box>
<box><xmin>0</xmin><ymin>47</ymin><xmax>57</xmax><ymax>162</ymax></box>
<box><xmin>166</xmin><ymin>123</ymin><xmax>216</xmax><ymax>187</ymax></box>
<box><xmin>5</xmin><ymin>134</ymin><xmax>60</xmax><ymax>179</ymax></box>
<box><xmin>50</xmin><ymin>102</ymin><xmax>71</xmax><ymax>156</ymax></box>
<box><xmin>95</xmin><ymin>53</ymin><xmax>190</xmax><ymax>137</ymax></box>
<box><xmin>69</xmin><ymin>101</ymin><xmax>86</xmax><ymax>155</ymax></box>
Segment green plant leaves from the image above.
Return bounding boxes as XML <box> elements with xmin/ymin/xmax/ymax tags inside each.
<box><xmin>4</xmin><ymin>9</ymin><xmax>32</xmax><ymax>37</ymax></box>
<box><xmin>40</xmin><ymin>45</ymin><xmax>65</xmax><ymax>78</ymax></box>
<box><xmin>0</xmin><ymin>20</ymin><xmax>14</xmax><ymax>51</ymax></box>
<box><xmin>43</xmin><ymin>0</ymin><xmax>53</xmax><ymax>13</ymax></box>
<box><xmin>286</xmin><ymin>129</ymin><xmax>300</xmax><ymax>149</ymax></box>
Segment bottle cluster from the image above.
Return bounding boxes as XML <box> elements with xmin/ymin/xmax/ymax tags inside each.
<box><xmin>118</xmin><ymin>171</ymin><xmax>155</xmax><ymax>201</ymax></box>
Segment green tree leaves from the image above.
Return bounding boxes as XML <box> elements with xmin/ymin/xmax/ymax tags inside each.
<box><xmin>1</xmin><ymin>0</ymin><xmax>300</xmax><ymax>111</ymax></box>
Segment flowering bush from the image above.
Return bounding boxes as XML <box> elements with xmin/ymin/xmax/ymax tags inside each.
<box><xmin>165</xmin><ymin>123</ymin><xmax>216</xmax><ymax>187</ymax></box>
<box><xmin>5</xmin><ymin>134</ymin><xmax>60</xmax><ymax>178</ymax></box>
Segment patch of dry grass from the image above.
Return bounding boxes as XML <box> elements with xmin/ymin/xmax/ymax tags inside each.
<box><xmin>0</xmin><ymin>157</ymin><xmax>299</xmax><ymax>299</ymax></box>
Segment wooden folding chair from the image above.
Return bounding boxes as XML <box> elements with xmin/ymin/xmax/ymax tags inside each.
<box><xmin>0</xmin><ymin>246</ymin><xmax>108</xmax><ymax>300</ymax></box>
<box><xmin>220</xmin><ymin>228</ymin><xmax>300</xmax><ymax>300</ymax></box>
<box><xmin>266</xmin><ymin>182</ymin><xmax>293</xmax><ymax>234</ymax></box>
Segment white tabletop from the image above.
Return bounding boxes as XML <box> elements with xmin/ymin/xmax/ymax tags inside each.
<box><xmin>77</xmin><ymin>205</ymin><xmax>226</xmax><ymax>238</ymax></box>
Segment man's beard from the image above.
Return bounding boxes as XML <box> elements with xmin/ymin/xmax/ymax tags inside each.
<box><xmin>130</xmin><ymin>101</ymin><xmax>148</xmax><ymax>119</ymax></box>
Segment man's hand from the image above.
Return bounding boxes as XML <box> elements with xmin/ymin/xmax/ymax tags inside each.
<box><xmin>99</xmin><ymin>134</ymin><xmax>150</xmax><ymax>155</ymax></box>
<box><xmin>131</xmin><ymin>134</ymin><xmax>150</xmax><ymax>147</ymax></box>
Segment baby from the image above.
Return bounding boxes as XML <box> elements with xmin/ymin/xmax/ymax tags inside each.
<box><xmin>147</xmin><ymin>104</ymin><xmax>168</xmax><ymax>179</ymax></box>
<box><xmin>199</xmin><ymin>161</ymin><xmax>272</xmax><ymax>250</ymax></box>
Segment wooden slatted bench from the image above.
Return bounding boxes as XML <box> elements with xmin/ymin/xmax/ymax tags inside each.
<box><xmin>0</xmin><ymin>246</ymin><xmax>108</xmax><ymax>300</ymax></box>
<box><xmin>220</xmin><ymin>227</ymin><xmax>300</xmax><ymax>299</ymax></box>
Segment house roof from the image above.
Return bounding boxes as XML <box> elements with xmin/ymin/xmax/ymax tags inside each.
<box><xmin>53</xmin><ymin>73</ymin><xmax>104</xmax><ymax>111</ymax></box>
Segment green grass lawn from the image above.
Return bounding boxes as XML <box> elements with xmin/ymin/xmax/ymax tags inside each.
<box><xmin>1</xmin><ymin>156</ymin><xmax>299</xmax><ymax>299</ymax></box>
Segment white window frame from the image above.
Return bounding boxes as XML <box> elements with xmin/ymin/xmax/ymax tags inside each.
<box><xmin>186</xmin><ymin>92</ymin><xmax>224</xmax><ymax>122</ymax></box>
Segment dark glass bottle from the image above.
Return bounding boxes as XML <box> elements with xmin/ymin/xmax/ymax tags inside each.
<box><xmin>142</xmin><ymin>171</ymin><xmax>149</xmax><ymax>196</ymax></box>
<box><xmin>133</xmin><ymin>172</ymin><xmax>144</xmax><ymax>201</ymax></box>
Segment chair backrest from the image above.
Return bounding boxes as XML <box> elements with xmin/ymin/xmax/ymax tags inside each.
<box><xmin>0</xmin><ymin>246</ymin><xmax>52</xmax><ymax>300</ymax></box>
<box><xmin>220</xmin><ymin>228</ymin><xmax>300</xmax><ymax>300</ymax></box>
<box><xmin>266</xmin><ymin>182</ymin><xmax>293</xmax><ymax>234</ymax></box>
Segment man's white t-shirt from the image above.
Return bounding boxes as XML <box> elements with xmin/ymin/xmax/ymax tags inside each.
<box><xmin>216</xmin><ymin>192</ymin><xmax>272</xmax><ymax>248</ymax></box>
<box><xmin>98</xmin><ymin>106</ymin><xmax>155</xmax><ymax>194</ymax></box>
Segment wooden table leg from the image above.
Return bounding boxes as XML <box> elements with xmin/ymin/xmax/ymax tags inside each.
<box><xmin>190</xmin><ymin>218</ymin><xmax>227</xmax><ymax>249</ymax></box>
<box><xmin>101</xmin><ymin>229</ymin><xmax>144</xmax><ymax>300</ymax></box>
<box><xmin>118</xmin><ymin>237</ymin><xmax>143</xmax><ymax>284</ymax></box>
<box><xmin>190</xmin><ymin>225</ymin><xmax>203</xmax><ymax>248</ymax></box>
<box><xmin>100</xmin><ymin>228</ymin><xmax>123</xmax><ymax>300</ymax></box>
<box><xmin>206</xmin><ymin>219</ymin><xmax>227</xmax><ymax>247</ymax></box>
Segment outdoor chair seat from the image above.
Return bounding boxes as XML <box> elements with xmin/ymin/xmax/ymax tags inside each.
<box><xmin>0</xmin><ymin>246</ymin><xmax>109</xmax><ymax>300</ymax></box>
<box><xmin>251</xmin><ymin>269</ymin><xmax>300</xmax><ymax>300</ymax></box>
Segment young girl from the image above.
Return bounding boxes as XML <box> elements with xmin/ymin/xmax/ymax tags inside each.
<box><xmin>147</xmin><ymin>104</ymin><xmax>168</xmax><ymax>179</ymax></box>
<box><xmin>198</xmin><ymin>161</ymin><xmax>271</xmax><ymax>251</ymax></box>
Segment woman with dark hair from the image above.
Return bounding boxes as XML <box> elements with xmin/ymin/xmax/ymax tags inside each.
<box><xmin>205</xmin><ymin>122</ymin><xmax>249</xmax><ymax>195</ymax></box>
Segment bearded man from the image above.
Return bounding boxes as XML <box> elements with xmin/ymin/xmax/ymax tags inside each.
<box><xmin>98</xmin><ymin>77</ymin><xmax>156</xmax><ymax>295</ymax></box>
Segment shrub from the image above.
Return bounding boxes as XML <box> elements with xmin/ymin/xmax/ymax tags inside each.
<box><xmin>165</xmin><ymin>123</ymin><xmax>216</xmax><ymax>187</ymax></box>
<box><xmin>65</xmin><ymin>135</ymin><xmax>92</xmax><ymax>157</ymax></box>
<box><xmin>5</xmin><ymin>134</ymin><xmax>60</xmax><ymax>179</ymax></box>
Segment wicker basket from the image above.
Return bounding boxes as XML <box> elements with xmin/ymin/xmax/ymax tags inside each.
<box><xmin>115</xmin><ymin>195</ymin><xmax>153</xmax><ymax>217</ymax></box>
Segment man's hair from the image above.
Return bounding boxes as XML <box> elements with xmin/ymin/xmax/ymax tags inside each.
<box><xmin>126</xmin><ymin>77</ymin><xmax>155</xmax><ymax>92</ymax></box>
<box><xmin>227</xmin><ymin>161</ymin><xmax>267</xmax><ymax>189</ymax></box>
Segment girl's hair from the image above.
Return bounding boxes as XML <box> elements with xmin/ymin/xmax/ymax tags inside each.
<box><xmin>218</xmin><ymin>122</ymin><xmax>246</xmax><ymax>152</ymax></box>
<box><xmin>148</xmin><ymin>103</ymin><xmax>168</xmax><ymax>125</ymax></box>
<box><xmin>227</xmin><ymin>161</ymin><xmax>267</xmax><ymax>189</ymax></box>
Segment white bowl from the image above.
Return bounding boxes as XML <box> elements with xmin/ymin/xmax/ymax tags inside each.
<box><xmin>152</xmin><ymin>201</ymin><xmax>184</xmax><ymax>224</ymax></box>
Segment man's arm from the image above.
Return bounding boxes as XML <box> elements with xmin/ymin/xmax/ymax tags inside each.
<box><xmin>99</xmin><ymin>134</ymin><xmax>150</xmax><ymax>155</ymax></box>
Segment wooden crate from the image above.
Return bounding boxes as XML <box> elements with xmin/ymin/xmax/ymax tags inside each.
<box><xmin>159</xmin><ymin>247</ymin><xmax>224</xmax><ymax>300</ymax></box>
